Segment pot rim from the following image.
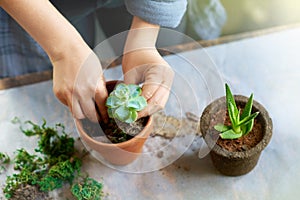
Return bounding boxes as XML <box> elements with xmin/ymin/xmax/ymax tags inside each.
<box><xmin>201</xmin><ymin>95</ymin><xmax>273</xmax><ymax>158</ymax></box>
<box><xmin>75</xmin><ymin>115</ymin><xmax>153</xmax><ymax>148</ymax></box>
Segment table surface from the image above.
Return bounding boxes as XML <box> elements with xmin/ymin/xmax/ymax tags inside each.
<box><xmin>1</xmin><ymin>25</ymin><xmax>300</xmax><ymax>200</ymax></box>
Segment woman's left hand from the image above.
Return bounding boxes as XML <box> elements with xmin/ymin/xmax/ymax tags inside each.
<box><xmin>122</xmin><ymin>48</ymin><xmax>174</xmax><ymax>118</ymax></box>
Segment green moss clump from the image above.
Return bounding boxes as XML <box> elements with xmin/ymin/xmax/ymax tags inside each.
<box><xmin>0</xmin><ymin>152</ymin><xmax>10</xmax><ymax>174</ymax></box>
<box><xmin>3</xmin><ymin>118</ymin><xmax>103</xmax><ymax>200</ymax></box>
<box><xmin>71</xmin><ymin>177</ymin><xmax>104</xmax><ymax>200</ymax></box>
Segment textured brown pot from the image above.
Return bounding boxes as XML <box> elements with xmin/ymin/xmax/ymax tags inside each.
<box><xmin>75</xmin><ymin>80</ymin><xmax>153</xmax><ymax>165</ymax></box>
<box><xmin>200</xmin><ymin>95</ymin><xmax>273</xmax><ymax>176</ymax></box>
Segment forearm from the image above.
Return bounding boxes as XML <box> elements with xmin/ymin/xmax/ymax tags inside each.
<box><xmin>0</xmin><ymin>0</ymin><xmax>90</xmax><ymax>62</ymax></box>
<box><xmin>124</xmin><ymin>16</ymin><xmax>160</xmax><ymax>53</ymax></box>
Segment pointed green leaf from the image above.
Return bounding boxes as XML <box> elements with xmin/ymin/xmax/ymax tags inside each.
<box><xmin>241</xmin><ymin>119</ymin><xmax>254</xmax><ymax>136</ymax></box>
<box><xmin>238</xmin><ymin>112</ymin><xmax>259</xmax><ymax>127</ymax></box>
<box><xmin>220</xmin><ymin>129</ymin><xmax>243</xmax><ymax>139</ymax></box>
<box><xmin>214</xmin><ymin>124</ymin><xmax>231</xmax><ymax>133</ymax></box>
<box><xmin>241</xmin><ymin>93</ymin><xmax>253</xmax><ymax>120</ymax></box>
<box><xmin>236</xmin><ymin>109</ymin><xmax>241</xmax><ymax>123</ymax></box>
<box><xmin>225</xmin><ymin>84</ymin><xmax>239</xmax><ymax>121</ymax></box>
<box><xmin>228</xmin><ymin>101</ymin><xmax>238</xmax><ymax>125</ymax></box>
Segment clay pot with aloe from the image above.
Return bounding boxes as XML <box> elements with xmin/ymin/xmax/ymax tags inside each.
<box><xmin>200</xmin><ymin>84</ymin><xmax>273</xmax><ymax>176</ymax></box>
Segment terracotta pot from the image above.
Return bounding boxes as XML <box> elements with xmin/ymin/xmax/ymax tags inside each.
<box><xmin>75</xmin><ymin>80</ymin><xmax>153</xmax><ymax>165</ymax></box>
<box><xmin>200</xmin><ymin>95</ymin><xmax>272</xmax><ymax>176</ymax></box>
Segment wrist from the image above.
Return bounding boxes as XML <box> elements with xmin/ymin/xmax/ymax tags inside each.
<box><xmin>48</xmin><ymin>33</ymin><xmax>91</xmax><ymax>65</ymax></box>
<box><xmin>124</xmin><ymin>16</ymin><xmax>160</xmax><ymax>54</ymax></box>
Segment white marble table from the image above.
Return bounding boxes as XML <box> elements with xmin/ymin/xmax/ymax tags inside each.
<box><xmin>1</xmin><ymin>26</ymin><xmax>300</xmax><ymax>200</ymax></box>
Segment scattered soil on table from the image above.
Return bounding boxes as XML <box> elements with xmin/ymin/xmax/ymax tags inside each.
<box><xmin>11</xmin><ymin>184</ymin><xmax>52</xmax><ymax>200</ymax></box>
<box><xmin>152</xmin><ymin>112</ymin><xmax>201</xmax><ymax>139</ymax></box>
<box><xmin>82</xmin><ymin>111</ymin><xmax>201</xmax><ymax>143</ymax></box>
<box><xmin>81</xmin><ymin>117</ymin><xmax>148</xmax><ymax>143</ymax></box>
<box><xmin>210</xmin><ymin>108</ymin><xmax>263</xmax><ymax>152</ymax></box>
<box><xmin>156</xmin><ymin>150</ymin><xmax>164</xmax><ymax>158</ymax></box>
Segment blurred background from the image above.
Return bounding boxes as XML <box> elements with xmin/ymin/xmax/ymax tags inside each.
<box><xmin>221</xmin><ymin>0</ymin><xmax>300</xmax><ymax>35</ymax></box>
<box><xmin>185</xmin><ymin>0</ymin><xmax>300</xmax><ymax>40</ymax></box>
<box><xmin>96</xmin><ymin>0</ymin><xmax>300</xmax><ymax>48</ymax></box>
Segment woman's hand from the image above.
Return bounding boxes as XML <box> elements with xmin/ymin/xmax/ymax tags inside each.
<box><xmin>122</xmin><ymin>48</ymin><xmax>174</xmax><ymax>118</ymax></box>
<box><xmin>0</xmin><ymin>0</ymin><xmax>108</xmax><ymax>122</ymax></box>
<box><xmin>52</xmin><ymin>47</ymin><xmax>108</xmax><ymax>122</ymax></box>
<box><xmin>123</xmin><ymin>16</ymin><xmax>174</xmax><ymax>118</ymax></box>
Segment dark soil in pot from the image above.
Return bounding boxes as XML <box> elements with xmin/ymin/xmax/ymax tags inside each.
<box><xmin>80</xmin><ymin>116</ymin><xmax>149</xmax><ymax>144</ymax></box>
<box><xmin>201</xmin><ymin>95</ymin><xmax>272</xmax><ymax>176</ymax></box>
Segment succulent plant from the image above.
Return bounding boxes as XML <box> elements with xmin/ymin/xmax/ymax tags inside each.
<box><xmin>214</xmin><ymin>84</ymin><xmax>259</xmax><ymax>139</ymax></box>
<box><xmin>106</xmin><ymin>83</ymin><xmax>147</xmax><ymax>123</ymax></box>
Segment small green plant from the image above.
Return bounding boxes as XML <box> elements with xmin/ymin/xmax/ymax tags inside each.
<box><xmin>214</xmin><ymin>84</ymin><xmax>259</xmax><ymax>139</ymax></box>
<box><xmin>0</xmin><ymin>152</ymin><xmax>10</xmax><ymax>164</ymax></box>
<box><xmin>106</xmin><ymin>83</ymin><xmax>147</xmax><ymax>123</ymax></box>
<box><xmin>13</xmin><ymin>148</ymin><xmax>45</xmax><ymax>172</ymax></box>
<box><xmin>0</xmin><ymin>152</ymin><xmax>10</xmax><ymax>174</ymax></box>
<box><xmin>3</xmin><ymin>118</ymin><xmax>103</xmax><ymax>200</ymax></box>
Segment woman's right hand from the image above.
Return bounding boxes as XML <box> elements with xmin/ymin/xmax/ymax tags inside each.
<box><xmin>52</xmin><ymin>46</ymin><xmax>108</xmax><ymax>123</ymax></box>
<box><xmin>0</xmin><ymin>0</ymin><xmax>108</xmax><ymax>122</ymax></box>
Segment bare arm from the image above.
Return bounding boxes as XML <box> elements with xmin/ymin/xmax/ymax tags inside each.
<box><xmin>0</xmin><ymin>0</ymin><xmax>108</xmax><ymax>122</ymax></box>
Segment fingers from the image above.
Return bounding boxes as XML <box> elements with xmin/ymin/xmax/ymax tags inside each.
<box><xmin>144</xmin><ymin>64</ymin><xmax>174</xmax><ymax>89</ymax></box>
<box><xmin>69</xmin><ymin>90</ymin><xmax>99</xmax><ymax>122</ymax></box>
<box><xmin>74</xmin><ymin>80</ymin><xmax>108</xmax><ymax>123</ymax></box>
<box><xmin>71</xmin><ymin>102</ymin><xmax>100</xmax><ymax>123</ymax></box>
<box><xmin>142</xmin><ymin>82</ymin><xmax>160</xmax><ymax>100</ymax></box>
<box><xmin>95</xmin><ymin>78</ymin><xmax>109</xmax><ymax>123</ymax></box>
<box><xmin>56</xmin><ymin>78</ymin><xmax>108</xmax><ymax>123</ymax></box>
<box><xmin>70</xmin><ymin>99</ymin><xmax>85</xmax><ymax>120</ymax></box>
<box><xmin>81</xmin><ymin>99</ymin><xmax>100</xmax><ymax>122</ymax></box>
<box><xmin>137</xmin><ymin>65</ymin><xmax>174</xmax><ymax>118</ymax></box>
<box><xmin>138</xmin><ymin>83</ymin><xmax>170</xmax><ymax>118</ymax></box>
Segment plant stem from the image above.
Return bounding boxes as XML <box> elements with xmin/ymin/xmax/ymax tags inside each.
<box><xmin>233</xmin><ymin>126</ymin><xmax>241</xmax><ymax>134</ymax></box>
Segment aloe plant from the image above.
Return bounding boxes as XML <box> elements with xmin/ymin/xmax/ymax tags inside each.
<box><xmin>106</xmin><ymin>83</ymin><xmax>147</xmax><ymax>123</ymax></box>
<box><xmin>214</xmin><ymin>84</ymin><xmax>259</xmax><ymax>139</ymax></box>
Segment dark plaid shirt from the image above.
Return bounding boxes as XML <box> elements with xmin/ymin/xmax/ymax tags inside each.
<box><xmin>0</xmin><ymin>0</ymin><xmax>187</xmax><ymax>78</ymax></box>
<box><xmin>0</xmin><ymin>8</ymin><xmax>51</xmax><ymax>78</ymax></box>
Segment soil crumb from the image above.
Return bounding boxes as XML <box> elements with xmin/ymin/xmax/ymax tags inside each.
<box><xmin>152</xmin><ymin>112</ymin><xmax>201</xmax><ymax>139</ymax></box>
